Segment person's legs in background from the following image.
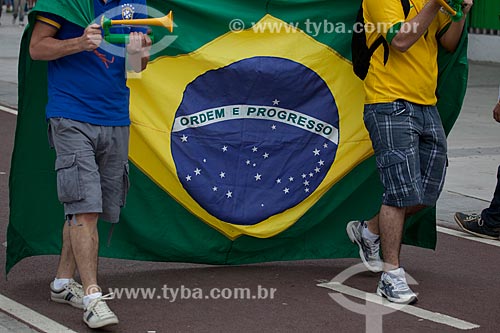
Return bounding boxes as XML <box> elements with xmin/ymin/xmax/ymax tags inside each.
<box><xmin>12</xmin><ymin>0</ymin><xmax>26</xmax><ymax>25</ymax></box>
<box><xmin>481</xmin><ymin>165</ymin><xmax>500</xmax><ymax>228</ymax></box>
<box><xmin>455</xmin><ymin>164</ymin><xmax>500</xmax><ymax>239</ymax></box>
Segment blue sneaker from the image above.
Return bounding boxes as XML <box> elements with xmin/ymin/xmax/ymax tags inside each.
<box><xmin>376</xmin><ymin>268</ymin><xmax>417</xmax><ymax>304</ymax></box>
<box><xmin>346</xmin><ymin>220</ymin><xmax>383</xmax><ymax>272</ymax></box>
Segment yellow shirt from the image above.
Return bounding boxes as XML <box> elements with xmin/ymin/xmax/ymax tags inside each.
<box><xmin>363</xmin><ymin>0</ymin><xmax>451</xmax><ymax>105</ymax></box>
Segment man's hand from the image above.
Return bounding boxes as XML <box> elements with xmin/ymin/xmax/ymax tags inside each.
<box><xmin>461</xmin><ymin>0</ymin><xmax>473</xmax><ymax>16</ymax></box>
<box><xmin>126</xmin><ymin>32</ymin><xmax>151</xmax><ymax>55</ymax></box>
<box><xmin>81</xmin><ymin>24</ymin><xmax>102</xmax><ymax>51</ymax></box>
<box><xmin>126</xmin><ymin>32</ymin><xmax>152</xmax><ymax>73</ymax></box>
<box><xmin>493</xmin><ymin>102</ymin><xmax>500</xmax><ymax>123</ymax></box>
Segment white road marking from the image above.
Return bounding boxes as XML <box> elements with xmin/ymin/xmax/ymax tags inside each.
<box><xmin>0</xmin><ymin>105</ymin><xmax>18</xmax><ymax>115</ymax></box>
<box><xmin>0</xmin><ymin>294</ymin><xmax>77</xmax><ymax>333</ymax></box>
<box><xmin>437</xmin><ymin>226</ymin><xmax>500</xmax><ymax>247</ymax></box>
<box><xmin>318</xmin><ymin>282</ymin><xmax>480</xmax><ymax>330</ymax></box>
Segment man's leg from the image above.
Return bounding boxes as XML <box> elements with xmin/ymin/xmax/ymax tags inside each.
<box><xmin>482</xmin><ymin>165</ymin><xmax>500</xmax><ymax>229</ymax></box>
<box><xmin>11</xmin><ymin>0</ymin><xmax>18</xmax><ymax>21</ymax></box>
<box><xmin>50</xmin><ymin>221</ymin><xmax>85</xmax><ymax>309</ymax></box>
<box><xmin>378</xmin><ymin>204</ymin><xmax>406</xmax><ymax>270</ymax></box>
<box><xmin>68</xmin><ymin>213</ymin><xmax>100</xmax><ymax>295</ymax></box>
<box><xmin>18</xmin><ymin>0</ymin><xmax>24</xmax><ymax>23</ymax></box>
<box><xmin>364</xmin><ymin>204</ymin><xmax>426</xmax><ymax>237</ymax></box>
<box><xmin>55</xmin><ymin>222</ymin><xmax>77</xmax><ymax>279</ymax></box>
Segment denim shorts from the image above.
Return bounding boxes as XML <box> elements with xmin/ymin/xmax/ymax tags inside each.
<box><xmin>363</xmin><ymin>100</ymin><xmax>447</xmax><ymax>207</ymax></box>
<box><xmin>48</xmin><ymin>118</ymin><xmax>130</xmax><ymax>223</ymax></box>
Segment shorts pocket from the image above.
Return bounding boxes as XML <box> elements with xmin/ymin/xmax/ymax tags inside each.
<box><xmin>375</xmin><ymin>101</ymin><xmax>407</xmax><ymax>116</ymax></box>
<box><xmin>55</xmin><ymin>154</ymin><xmax>83</xmax><ymax>203</ymax></box>
<box><xmin>376</xmin><ymin>150</ymin><xmax>413</xmax><ymax>201</ymax></box>
<box><xmin>121</xmin><ymin>162</ymin><xmax>130</xmax><ymax>207</ymax></box>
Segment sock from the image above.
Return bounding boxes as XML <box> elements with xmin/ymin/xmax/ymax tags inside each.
<box><xmin>387</xmin><ymin>267</ymin><xmax>404</xmax><ymax>277</ymax></box>
<box><xmin>362</xmin><ymin>223</ymin><xmax>379</xmax><ymax>242</ymax></box>
<box><xmin>53</xmin><ymin>278</ymin><xmax>71</xmax><ymax>290</ymax></box>
<box><xmin>83</xmin><ymin>292</ymin><xmax>102</xmax><ymax>308</ymax></box>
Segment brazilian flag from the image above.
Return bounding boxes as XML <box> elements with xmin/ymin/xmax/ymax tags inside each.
<box><xmin>7</xmin><ymin>0</ymin><xmax>468</xmax><ymax>273</ymax></box>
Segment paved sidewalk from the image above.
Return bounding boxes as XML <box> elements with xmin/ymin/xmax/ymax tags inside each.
<box><xmin>0</xmin><ymin>6</ymin><xmax>24</xmax><ymax>108</ymax></box>
<box><xmin>0</xmin><ymin>312</ymin><xmax>38</xmax><ymax>333</ymax></box>
<box><xmin>0</xmin><ymin>8</ymin><xmax>39</xmax><ymax>333</ymax></box>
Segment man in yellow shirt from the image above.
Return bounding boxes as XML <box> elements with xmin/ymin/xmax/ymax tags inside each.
<box><xmin>347</xmin><ymin>0</ymin><xmax>473</xmax><ymax>304</ymax></box>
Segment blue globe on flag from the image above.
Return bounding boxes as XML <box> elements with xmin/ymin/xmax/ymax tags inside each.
<box><xmin>171</xmin><ymin>56</ymin><xmax>340</xmax><ymax>225</ymax></box>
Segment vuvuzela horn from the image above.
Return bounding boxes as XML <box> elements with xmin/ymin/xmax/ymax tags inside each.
<box><xmin>435</xmin><ymin>0</ymin><xmax>457</xmax><ymax>16</ymax></box>
<box><xmin>101</xmin><ymin>10</ymin><xmax>174</xmax><ymax>33</ymax></box>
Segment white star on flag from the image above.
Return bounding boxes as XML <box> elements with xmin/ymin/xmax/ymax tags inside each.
<box><xmin>219</xmin><ymin>172</ymin><xmax>226</xmax><ymax>179</ymax></box>
<box><xmin>255</xmin><ymin>173</ymin><xmax>262</xmax><ymax>181</ymax></box>
<box><xmin>289</xmin><ymin>177</ymin><xmax>294</xmax><ymax>182</ymax></box>
<box><xmin>226</xmin><ymin>191</ymin><xmax>232</xmax><ymax>198</ymax></box>
<box><xmin>315</xmin><ymin>167</ymin><xmax>321</xmax><ymax>173</ymax></box>
<box><xmin>252</xmin><ymin>146</ymin><xmax>258</xmax><ymax>152</ymax></box>
<box><xmin>186</xmin><ymin>175</ymin><xmax>192</xmax><ymax>181</ymax></box>
<box><xmin>318</xmin><ymin>160</ymin><xmax>325</xmax><ymax>166</ymax></box>
<box><xmin>276</xmin><ymin>178</ymin><xmax>282</xmax><ymax>184</ymax></box>
<box><xmin>283</xmin><ymin>188</ymin><xmax>290</xmax><ymax>194</ymax></box>
<box><xmin>194</xmin><ymin>168</ymin><xmax>201</xmax><ymax>176</ymax></box>
<box><xmin>181</xmin><ymin>135</ymin><xmax>188</xmax><ymax>142</ymax></box>
<box><xmin>263</xmin><ymin>153</ymin><xmax>269</xmax><ymax>159</ymax></box>
<box><xmin>273</xmin><ymin>99</ymin><xmax>280</xmax><ymax>105</ymax></box>
<box><xmin>222</xmin><ymin>146</ymin><xmax>228</xmax><ymax>152</ymax></box>
<box><xmin>212</xmin><ymin>186</ymin><xmax>218</xmax><ymax>192</ymax></box>
<box><xmin>313</xmin><ymin>149</ymin><xmax>320</xmax><ymax>156</ymax></box>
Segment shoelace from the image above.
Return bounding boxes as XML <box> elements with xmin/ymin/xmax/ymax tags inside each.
<box><xmin>464</xmin><ymin>214</ymin><xmax>481</xmax><ymax>223</ymax></box>
<box><xmin>66</xmin><ymin>281</ymin><xmax>84</xmax><ymax>298</ymax></box>
<box><xmin>388</xmin><ymin>274</ymin><xmax>410</xmax><ymax>291</ymax></box>
<box><xmin>87</xmin><ymin>293</ymin><xmax>115</xmax><ymax>317</ymax></box>
<box><xmin>364</xmin><ymin>237</ymin><xmax>380</xmax><ymax>258</ymax></box>
<box><xmin>368</xmin><ymin>242</ymin><xmax>380</xmax><ymax>258</ymax></box>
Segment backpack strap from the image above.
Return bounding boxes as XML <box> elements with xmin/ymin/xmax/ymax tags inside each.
<box><xmin>369</xmin><ymin>37</ymin><xmax>390</xmax><ymax>66</ymax></box>
<box><xmin>401</xmin><ymin>0</ymin><xmax>411</xmax><ymax>18</ymax></box>
<box><xmin>351</xmin><ymin>0</ymin><xmax>412</xmax><ymax>79</ymax></box>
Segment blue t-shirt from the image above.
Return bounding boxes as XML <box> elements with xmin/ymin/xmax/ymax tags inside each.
<box><xmin>39</xmin><ymin>0</ymin><xmax>147</xmax><ymax>126</ymax></box>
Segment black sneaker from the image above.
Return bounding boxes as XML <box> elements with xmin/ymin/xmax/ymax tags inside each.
<box><xmin>454</xmin><ymin>212</ymin><xmax>499</xmax><ymax>240</ymax></box>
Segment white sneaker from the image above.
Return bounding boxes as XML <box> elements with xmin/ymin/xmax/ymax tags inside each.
<box><xmin>83</xmin><ymin>294</ymin><xmax>119</xmax><ymax>329</ymax></box>
<box><xmin>346</xmin><ymin>220</ymin><xmax>383</xmax><ymax>272</ymax></box>
<box><xmin>376</xmin><ymin>268</ymin><xmax>417</xmax><ymax>304</ymax></box>
<box><xmin>50</xmin><ymin>279</ymin><xmax>84</xmax><ymax>309</ymax></box>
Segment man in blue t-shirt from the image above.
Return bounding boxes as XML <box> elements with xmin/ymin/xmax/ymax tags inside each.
<box><xmin>29</xmin><ymin>0</ymin><xmax>151</xmax><ymax>329</ymax></box>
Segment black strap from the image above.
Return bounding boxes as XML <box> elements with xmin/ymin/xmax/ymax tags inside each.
<box><xmin>369</xmin><ymin>0</ymin><xmax>410</xmax><ymax>66</ymax></box>
<box><xmin>401</xmin><ymin>0</ymin><xmax>411</xmax><ymax>18</ymax></box>
<box><xmin>368</xmin><ymin>37</ymin><xmax>390</xmax><ymax>65</ymax></box>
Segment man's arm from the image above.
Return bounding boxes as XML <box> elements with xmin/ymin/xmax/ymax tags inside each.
<box><xmin>439</xmin><ymin>0</ymin><xmax>474</xmax><ymax>52</ymax></box>
<box><xmin>30</xmin><ymin>21</ymin><xmax>102</xmax><ymax>61</ymax></box>
<box><xmin>126</xmin><ymin>32</ymin><xmax>152</xmax><ymax>73</ymax></box>
<box><xmin>390</xmin><ymin>0</ymin><xmax>442</xmax><ymax>52</ymax></box>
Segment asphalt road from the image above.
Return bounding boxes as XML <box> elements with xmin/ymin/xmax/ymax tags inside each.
<box><xmin>1</xmin><ymin>8</ymin><xmax>500</xmax><ymax>333</ymax></box>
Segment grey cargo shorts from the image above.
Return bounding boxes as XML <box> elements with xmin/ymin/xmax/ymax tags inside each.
<box><xmin>48</xmin><ymin>118</ymin><xmax>130</xmax><ymax>223</ymax></box>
